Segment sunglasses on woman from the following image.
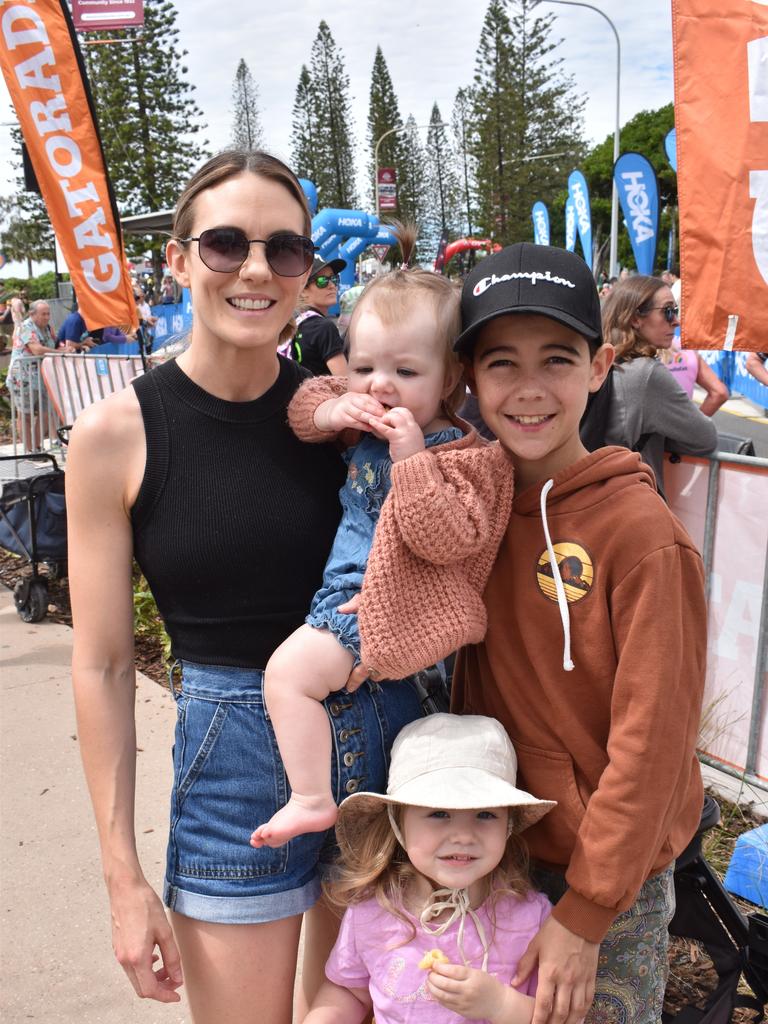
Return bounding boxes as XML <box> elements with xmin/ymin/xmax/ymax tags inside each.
<box><xmin>641</xmin><ymin>303</ymin><xmax>679</xmax><ymax>323</ymax></box>
<box><xmin>312</xmin><ymin>274</ymin><xmax>338</xmax><ymax>289</ymax></box>
<box><xmin>179</xmin><ymin>227</ymin><xmax>316</xmax><ymax>276</ymax></box>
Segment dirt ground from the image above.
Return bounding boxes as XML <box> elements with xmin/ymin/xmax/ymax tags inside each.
<box><xmin>1</xmin><ymin>547</ymin><xmax>765</xmax><ymax>1021</ymax></box>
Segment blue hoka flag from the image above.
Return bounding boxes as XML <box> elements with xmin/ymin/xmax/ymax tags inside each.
<box><xmin>531</xmin><ymin>201</ymin><xmax>550</xmax><ymax>245</ymax></box>
<box><xmin>664</xmin><ymin>128</ymin><xmax>677</xmax><ymax>173</ymax></box>
<box><xmin>565</xmin><ymin>196</ymin><xmax>577</xmax><ymax>252</ymax></box>
<box><xmin>614</xmin><ymin>152</ymin><xmax>660</xmax><ymax>276</ymax></box>
<box><xmin>567</xmin><ymin>170</ymin><xmax>592</xmax><ymax>266</ymax></box>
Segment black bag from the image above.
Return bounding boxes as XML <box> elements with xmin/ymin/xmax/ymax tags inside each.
<box><xmin>0</xmin><ymin>469</ymin><xmax>67</xmax><ymax>561</ymax></box>
<box><xmin>716</xmin><ymin>432</ymin><xmax>756</xmax><ymax>456</ymax></box>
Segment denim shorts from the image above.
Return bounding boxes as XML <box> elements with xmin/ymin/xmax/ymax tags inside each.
<box><xmin>163</xmin><ymin>660</ymin><xmax>424</xmax><ymax>924</ymax></box>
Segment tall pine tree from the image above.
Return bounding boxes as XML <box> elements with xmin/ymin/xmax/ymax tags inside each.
<box><xmin>291</xmin><ymin>65</ymin><xmax>319</xmax><ymax>183</ymax></box>
<box><xmin>425</xmin><ymin>102</ymin><xmax>460</xmax><ymax>244</ymax></box>
<box><xmin>231</xmin><ymin>58</ymin><xmax>263</xmax><ymax>150</ymax></box>
<box><xmin>396</xmin><ymin>115</ymin><xmax>430</xmax><ymax>257</ymax></box>
<box><xmin>0</xmin><ymin>128</ymin><xmax>55</xmax><ymax>278</ymax></box>
<box><xmin>452</xmin><ymin>87</ymin><xmax>478</xmax><ymax>237</ymax></box>
<box><xmin>472</xmin><ymin>0</ymin><xmax>584</xmax><ymax>244</ymax></box>
<box><xmin>366</xmin><ymin>47</ymin><xmax>404</xmax><ymax>212</ymax></box>
<box><xmin>308</xmin><ymin>21</ymin><xmax>358</xmax><ymax>209</ymax></box>
<box><xmin>84</xmin><ymin>0</ymin><xmax>208</xmax><ymax>275</ymax></box>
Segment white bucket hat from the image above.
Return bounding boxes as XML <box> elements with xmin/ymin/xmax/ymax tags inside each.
<box><xmin>336</xmin><ymin>714</ymin><xmax>556</xmax><ymax>850</ymax></box>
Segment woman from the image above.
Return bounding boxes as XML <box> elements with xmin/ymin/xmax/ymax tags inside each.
<box><xmin>601</xmin><ymin>275</ymin><xmax>718</xmax><ymax>494</ymax></box>
<box><xmin>289</xmin><ymin>255</ymin><xmax>348</xmax><ymax>375</ymax></box>
<box><xmin>67</xmin><ymin>150</ymin><xmax>424</xmax><ymax>1024</ymax></box>
<box><xmin>7</xmin><ymin>299</ymin><xmax>61</xmax><ymax>449</ymax></box>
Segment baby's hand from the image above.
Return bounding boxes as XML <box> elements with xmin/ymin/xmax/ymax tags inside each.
<box><xmin>314</xmin><ymin>392</ymin><xmax>387</xmax><ymax>433</ymax></box>
<box><xmin>428</xmin><ymin>963</ymin><xmax>532</xmax><ymax>1023</ymax></box>
<box><xmin>372</xmin><ymin>406</ymin><xmax>425</xmax><ymax>462</ymax></box>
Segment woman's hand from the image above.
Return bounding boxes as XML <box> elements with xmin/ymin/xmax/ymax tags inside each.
<box><xmin>313</xmin><ymin>393</ymin><xmax>387</xmax><ymax>433</ymax></box>
<box><xmin>108</xmin><ymin>875</ymin><xmax>184</xmax><ymax>1002</ymax></box>
<box><xmin>429</xmin><ymin>962</ymin><xmax>534</xmax><ymax>1023</ymax></box>
<box><xmin>512</xmin><ymin>916</ymin><xmax>599</xmax><ymax>1024</ymax></box>
<box><xmin>371</xmin><ymin>406</ymin><xmax>425</xmax><ymax>462</ymax></box>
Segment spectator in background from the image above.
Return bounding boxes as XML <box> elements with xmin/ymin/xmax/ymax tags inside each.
<box><xmin>601</xmin><ymin>275</ymin><xmax>717</xmax><ymax>497</ymax></box>
<box><xmin>657</xmin><ymin>343</ymin><xmax>729</xmax><ymax>415</ymax></box>
<box><xmin>57</xmin><ymin>298</ymin><xmax>97</xmax><ymax>352</ymax></box>
<box><xmin>663</xmin><ymin>265</ymin><xmax>682</xmax><ymax>309</ymax></box>
<box><xmin>289</xmin><ymin>256</ymin><xmax>348</xmax><ymax>375</ymax></box>
<box><xmin>9</xmin><ymin>288</ymin><xmax>27</xmax><ymax>350</ymax></box>
<box><xmin>160</xmin><ymin>275</ymin><xmax>176</xmax><ymax>304</ymax></box>
<box><xmin>746</xmin><ymin>352</ymin><xmax>768</xmax><ymax>388</ymax></box>
<box><xmin>8</xmin><ymin>299</ymin><xmax>59</xmax><ymax>449</ymax></box>
<box><xmin>0</xmin><ymin>298</ymin><xmax>13</xmax><ymax>348</ymax></box>
<box><xmin>134</xmin><ymin>283</ymin><xmax>157</xmax><ymax>352</ymax></box>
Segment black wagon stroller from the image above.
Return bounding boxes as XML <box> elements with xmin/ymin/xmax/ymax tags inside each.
<box><xmin>0</xmin><ymin>453</ymin><xmax>67</xmax><ymax>622</ymax></box>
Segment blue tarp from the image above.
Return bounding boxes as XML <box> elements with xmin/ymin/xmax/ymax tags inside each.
<box><xmin>94</xmin><ymin>289</ymin><xmax>193</xmax><ymax>355</ymax></box>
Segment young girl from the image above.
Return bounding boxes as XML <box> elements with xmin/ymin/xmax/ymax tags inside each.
<box><xmin>250</xmin><ymin>230</ymin><xmax>471</xmax><ymax>849</ymax></box>
<box><xmin>304</xmin><ymin>713</ymin><xmax>555</xmax><ymax>1023</ymax></box>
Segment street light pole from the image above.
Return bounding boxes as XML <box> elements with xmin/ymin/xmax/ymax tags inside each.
<box><xmin>374</xmin><ymin>122</ymin><xmax>449</xmax><ymax>221</ymax></box>
<box><xmin>543</xmin><ymin>1</ymin><xmax>621</xmax><ymax>277</ymax></box>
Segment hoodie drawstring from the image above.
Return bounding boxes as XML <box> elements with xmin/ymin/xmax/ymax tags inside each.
<box><xmin>540</xmin><ymin>479</ymin><xmax>575</xmax><ymax>672</ymax></box>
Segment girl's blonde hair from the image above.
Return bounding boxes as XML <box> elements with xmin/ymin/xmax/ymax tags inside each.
<box><xmin>172</xmin><ymin>149</ymin><xmax>311</xmax><ymax>346</ymax></box>
<box><xmin>349</xmin><ymin>221</ymin><xmax>465</xmax><ymax>413</ymax></box>
<box><xmin>324</xmin><ymin>804</ymin><xmax>533</xmax><ymax>940</ymax></box>
<box><xmin>600</xmin><ymin>274</ymin><xmax>669</xmax><ymax>363</ymax></box>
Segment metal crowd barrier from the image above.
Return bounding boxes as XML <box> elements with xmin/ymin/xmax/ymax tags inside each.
<box><xmin>6</xmin><ymin>353</ymin><xmax>144</xmax><ymax>459</ymax></box>
<box><xmin>666</xmin><ymin>451</ymin><xmax>768</xmax><ymax>792</ymax></box>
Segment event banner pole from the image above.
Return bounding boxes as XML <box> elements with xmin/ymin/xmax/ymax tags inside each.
<box><xmin>671</xmin><ymin>0</ymin><xmax>768</xmax><ymax>352</ymax></box>
<box><xmin>0</xmin><ymin>1</ymin><xmax>138</xmax><ymax>332</ymax></box>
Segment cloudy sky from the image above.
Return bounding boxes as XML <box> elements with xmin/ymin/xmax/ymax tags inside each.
<box><xmin>0</xmin><ymin>0</ymin><xmax>675</xmax><ymax>277</ymax></box>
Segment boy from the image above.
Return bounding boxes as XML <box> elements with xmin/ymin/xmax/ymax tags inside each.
<box><xmin>450</xmin><ymin>244</ymin><xmax>706</xmax><ymax>1024</ymax></box>
<box><xmin>295</xmin><ymin>243</ymin><xmax>706</xmax><ymax>1024</ymax></box>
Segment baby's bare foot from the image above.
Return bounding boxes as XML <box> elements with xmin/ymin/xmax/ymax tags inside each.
<box><xmin>250</xmin><ymin>795</ymin><xmax>338</xmax><ymax>848</ymax></box>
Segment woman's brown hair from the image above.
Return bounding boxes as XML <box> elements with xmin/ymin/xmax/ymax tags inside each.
<box><xmin>600</xmin><ymin>274</ymin><xmax>669</xmax><ymax>363</ymax></box>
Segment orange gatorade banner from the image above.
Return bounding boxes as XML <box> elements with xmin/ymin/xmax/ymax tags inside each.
<box><xmin>672</xmin><ymin>0</ymin><xmax>768</xmax><ymax>352</ymax></box>
<box><xmin>0</xmin><ymin>1</ymin><xmax>138</xmax><ymax>332</ymax></box>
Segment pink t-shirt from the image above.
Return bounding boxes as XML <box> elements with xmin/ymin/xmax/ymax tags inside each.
<box><xmin>325</xmin><ymin>890</ymin><xmax>551</xmax><ymax>1024</ymax></box>
<box><xmin>661</xmin><ymin>348</ymin><xmax>699</xmax><ymax>398</ymax></box>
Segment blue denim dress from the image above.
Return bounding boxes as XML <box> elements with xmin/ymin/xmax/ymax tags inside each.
<box><xmin>306</xmin><ymin>427</ymin><xmax>463</xmax><ymax>660</ymax></box>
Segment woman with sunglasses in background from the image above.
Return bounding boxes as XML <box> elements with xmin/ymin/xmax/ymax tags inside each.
<box><xmin>289</xmin><ymin>255</ymin><xmax>348</xmax><ymax>376</ymax></box>
<box><xmin>66</xmin><ymin>150</ymin><xmax>424</xmax><ymax>1024</ymax></box>
<box><xmin>600</xmin><ymin>274</ymin><xmax>717</xmax><ymax>496</ymax></box>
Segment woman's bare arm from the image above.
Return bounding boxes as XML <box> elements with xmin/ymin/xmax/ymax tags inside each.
<box><xmin>695</xmin><ymin>356</ymin><xmax>729</xmax><ymax>417</ymax></box>
<box><xmin>67</xmin><ymin>389</ymin><xmax>183</xmax><ymax>1003</ymax></box>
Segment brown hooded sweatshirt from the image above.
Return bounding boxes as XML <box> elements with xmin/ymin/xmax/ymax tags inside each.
<box><xmin>453</xmin><ymin>447</ymin><xmax>706</xmax><ymax>943</ymax></box>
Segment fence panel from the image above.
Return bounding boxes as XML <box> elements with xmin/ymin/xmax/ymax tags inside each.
<box><xmin>7</xmin><ymin>353</ymin><xmax>144</xmax><ymax>457</ymax></box>
<box><xmin>666</xmin><ymin>453</ymin><xmax>768</xmax><ymax>788</ymax></box>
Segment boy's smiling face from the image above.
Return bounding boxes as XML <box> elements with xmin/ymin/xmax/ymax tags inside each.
<box><xmin>467</xmin><ymin>313</ymin><xmax>613</xmax><ymax>489</ymax></box>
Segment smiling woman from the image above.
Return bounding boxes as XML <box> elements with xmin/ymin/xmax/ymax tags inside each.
<box><xmin>65</xmin><ymin>150</ymin><xmax>356</xmax><ymax>1024</ymax></box>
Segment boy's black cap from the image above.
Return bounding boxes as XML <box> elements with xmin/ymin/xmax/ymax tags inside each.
<box><xmin>454</xmin><ymin>243</ymin><xmax>602</xmax><ymax>355</ymax></box>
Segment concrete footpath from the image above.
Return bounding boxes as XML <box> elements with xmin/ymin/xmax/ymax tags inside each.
<box><xmin>0</xmin><ymin>587</ymin><xmax>191</xmax><ymax>1023</ymax></box>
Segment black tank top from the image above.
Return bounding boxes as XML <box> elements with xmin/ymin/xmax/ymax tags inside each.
<box><xmin>131</xmin><ymin>357</ymin><xmax>344</xmax><ymax>668</ymax></box>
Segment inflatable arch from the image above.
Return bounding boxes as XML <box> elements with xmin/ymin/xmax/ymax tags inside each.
<box><xmin>299</xmin><ymin>182</ymin><xmax>398</xmax><ymax>311</ymax></box>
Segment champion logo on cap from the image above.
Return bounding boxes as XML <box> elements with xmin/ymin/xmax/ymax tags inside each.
<box><xmin>473</xmin><ymin>269</ymin><xmax>576</xmax><ymax>297</ymax></box>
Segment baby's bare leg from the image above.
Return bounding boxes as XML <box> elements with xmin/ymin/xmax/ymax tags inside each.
<box><xmin>250</xmin><ymin>624</ymin><xmax>354</xmax><ymax>849</ymax></box>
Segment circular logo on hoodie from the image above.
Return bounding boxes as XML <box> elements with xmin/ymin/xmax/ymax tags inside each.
<box><xmin>536</xmin><ymin>543</ymin><xmax>593</xmax><ymax>604</ymax></box>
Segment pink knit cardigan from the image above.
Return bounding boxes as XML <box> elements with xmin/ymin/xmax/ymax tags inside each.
<box><xmin>288</xmin><ymin>377</ymin><xmax>515</xmax><ymax>680</ymax></box>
